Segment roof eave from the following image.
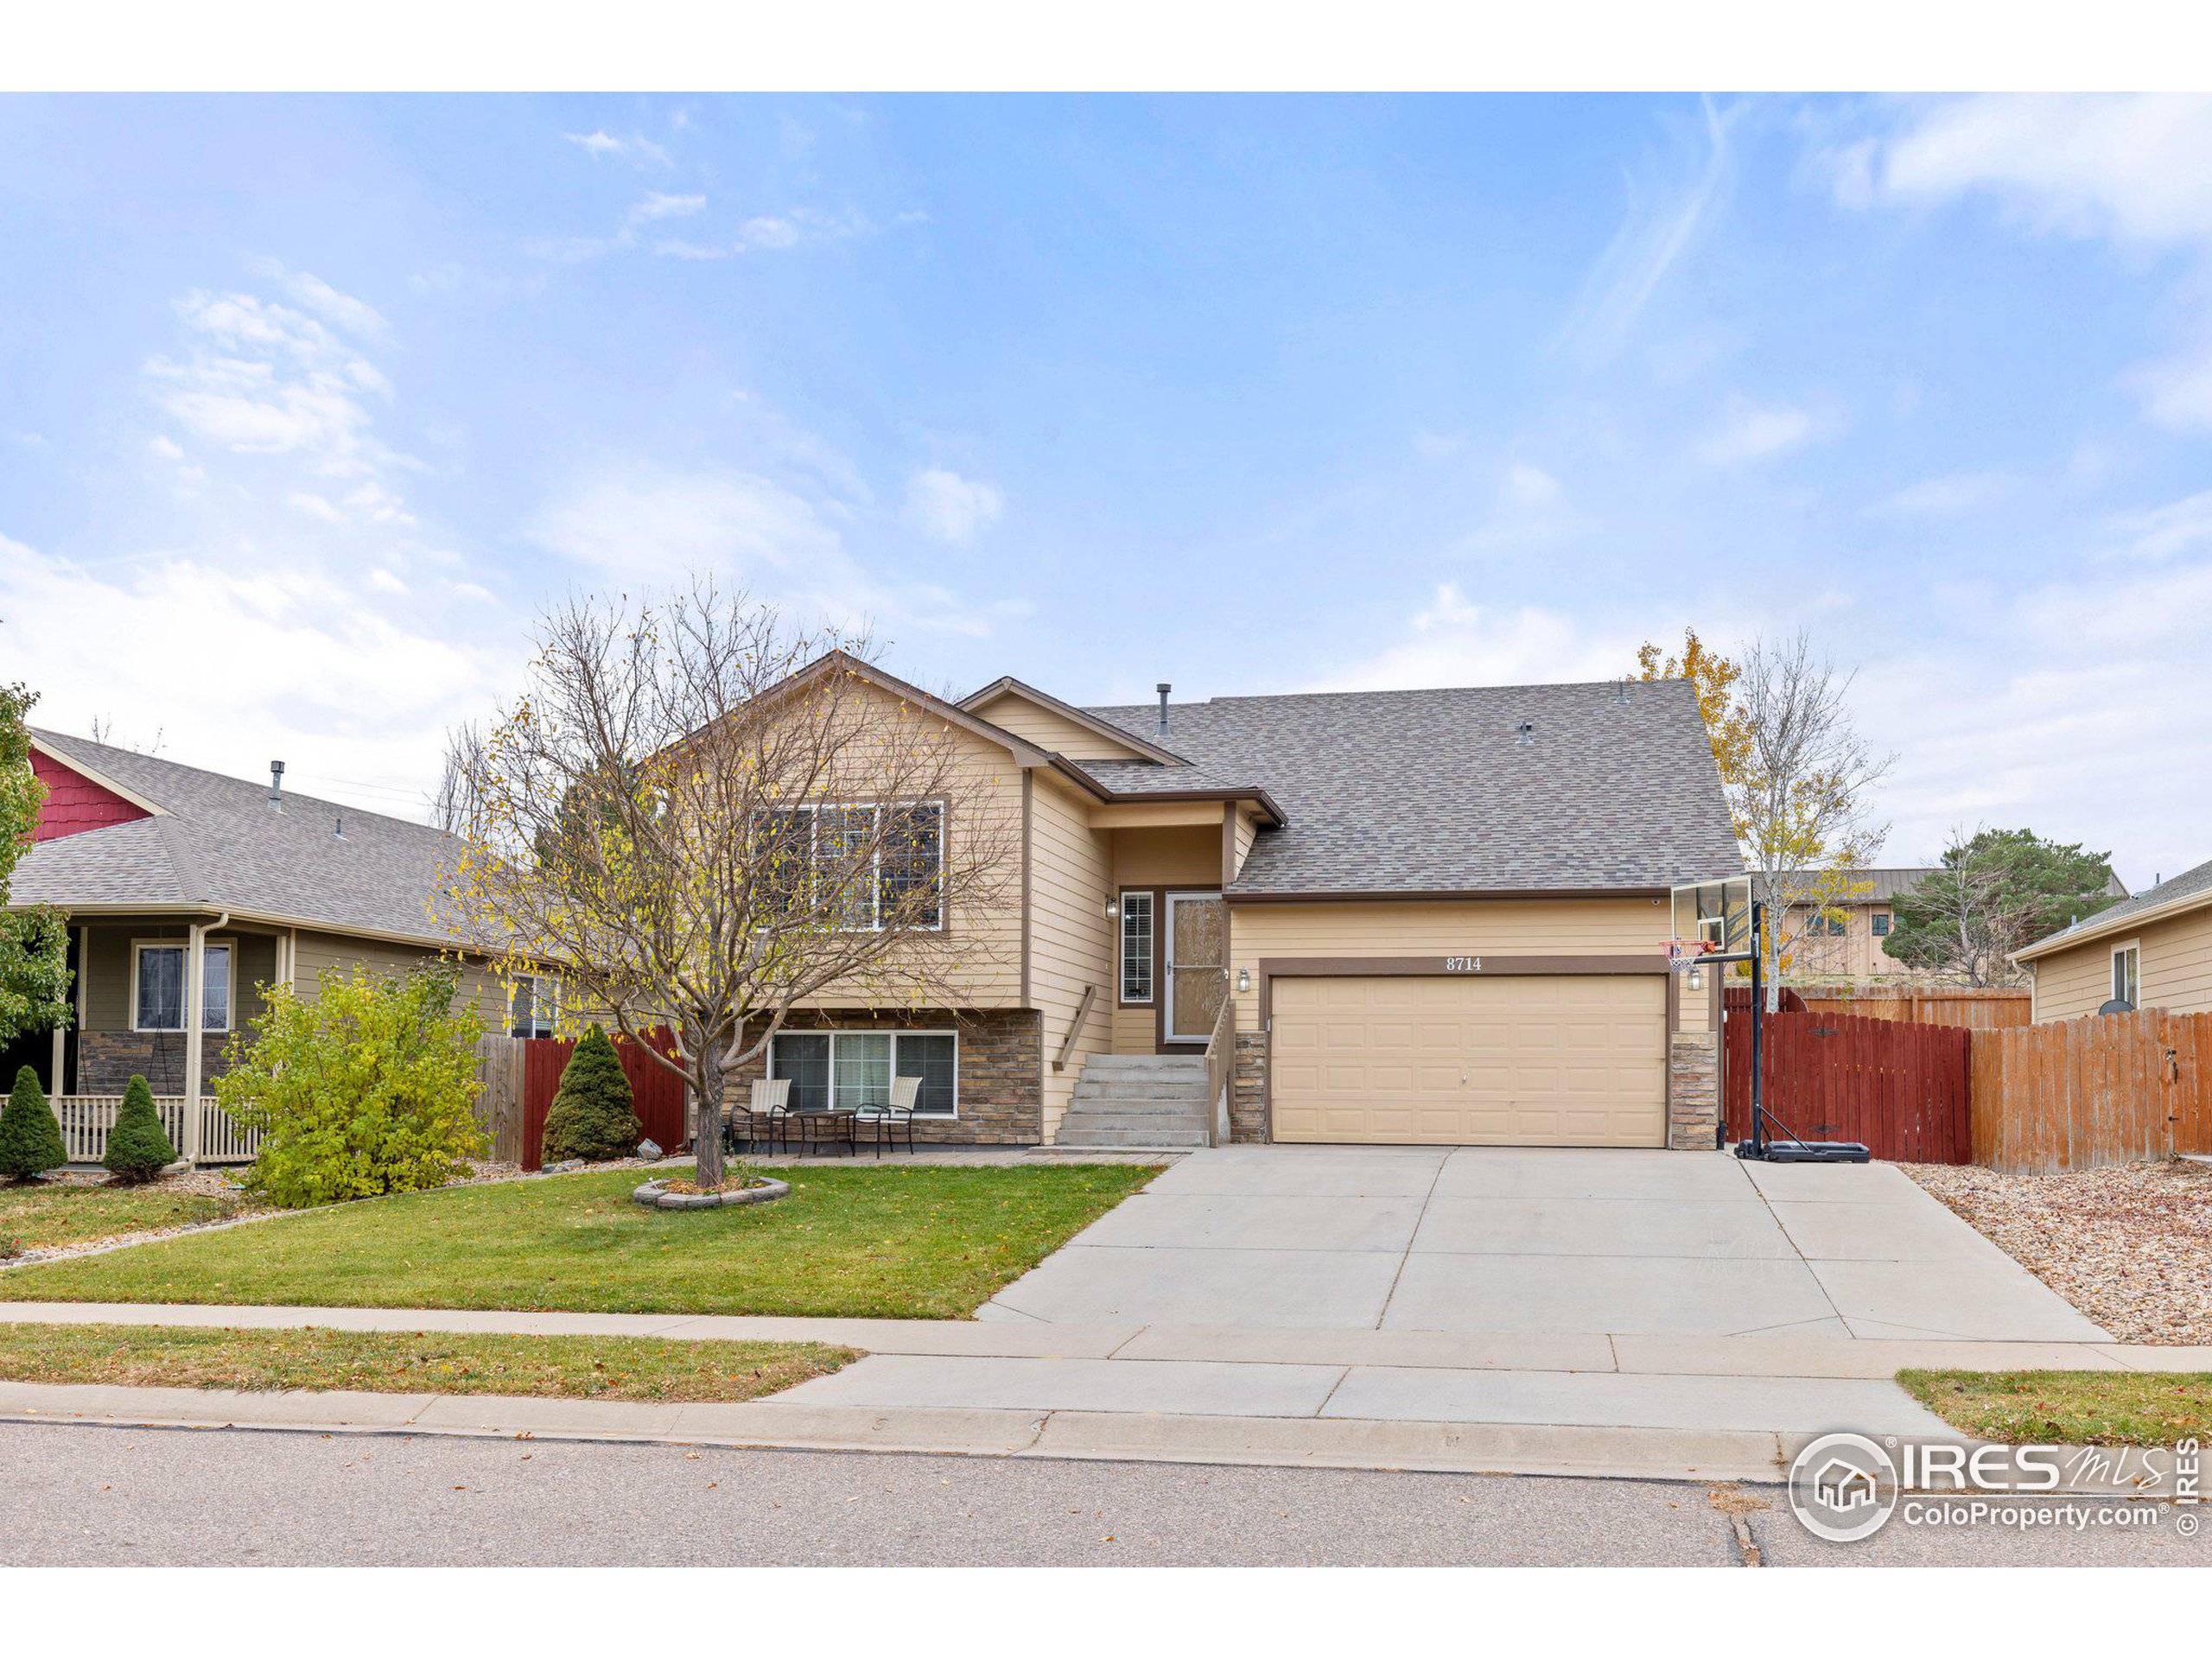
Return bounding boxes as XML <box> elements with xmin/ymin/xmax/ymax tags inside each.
<box><xmin>2013</xmin><ymin>887</ymin><xmax>2212</xmax><ymax>963</ymax></box>
<box><xmin>1225</xmin><ymin>884</ymin><xmax>1670</xmax><ymax>905</ymax></box>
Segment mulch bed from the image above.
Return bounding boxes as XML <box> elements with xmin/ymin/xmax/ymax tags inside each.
<box><xmin>1903</xmin><ymin>1158</ymin><xmax>2212</xmax><ymax>1344</ymax></box>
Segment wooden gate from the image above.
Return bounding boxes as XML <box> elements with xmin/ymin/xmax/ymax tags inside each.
<box><xmin>1724</xmin><ymin>1009</ymin><xmax>1972</xmax><ymax>1163</ymax></box>
<box><xmin>496</xmin><ymin>1029</ymin><xmax>690</xmax><ymax>1170</ymax></box>
<box><xmin>1970</xmin><ymin>1009</ymin><xmax>2212</xmax><ymax>1173</ymax></box>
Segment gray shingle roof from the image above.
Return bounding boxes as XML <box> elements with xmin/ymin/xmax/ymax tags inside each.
<box><xmin>1077</xmin><ymin>678</ymin><xmax>1741</xmax><ymax>896</ymax></box>
<box><xmin>2020</xmin><ymin>853</ymin><xmax>2212</xmax><ymax>957</ymax></box>
<box><xmin>9</xmin><ymin>731</ymin><xmax>463</xmax><ymax>945</ymax></box>
<box><xmin>1777</xmin><ymin>867</ymin><xmax>2130</xmax><ymax>906</ymax></box>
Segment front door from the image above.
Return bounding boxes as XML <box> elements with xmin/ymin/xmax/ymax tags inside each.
<box><xmin>1165</xmin><ymin>892</ymin><xmax>1228</xmax><ymax>1043</ymax></box>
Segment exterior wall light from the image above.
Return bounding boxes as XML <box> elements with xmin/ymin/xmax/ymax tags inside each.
<box><xmin>1236</xmin><ymin>968</ymin><xmax>1251</xmax><ymax>994</ymax></box>
<box><xmin>1688</xmin><ymin>966</ymin><xmax>1704</xmax><ymax>992</ymax></box>
<box><xmin>1105</xmin><ymin>900</ymin><xmax>1118</xmax><ymax>919</ymax></box>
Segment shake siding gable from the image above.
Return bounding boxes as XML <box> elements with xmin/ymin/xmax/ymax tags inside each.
<box><xmin>1026</xmin><ymin>772</ymin><xmax>1115</xmax><ymax>1139</ymax></box>
<box><xmin>29</xmin><ymin>749</ymin><xmax>153</xmax><ymax>842</ymax></box>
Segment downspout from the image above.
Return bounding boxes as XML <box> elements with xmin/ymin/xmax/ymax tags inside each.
<box><xmin>181</xmin><ymin>910</ymin><xmax>230</xmax><ymax>1167</ymax></box>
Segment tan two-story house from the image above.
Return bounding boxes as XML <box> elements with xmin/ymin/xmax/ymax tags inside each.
<box><xmin>723</xmin><ymin>656</ymin><xmax>1743</xmax><ymax>1151</ymax></box>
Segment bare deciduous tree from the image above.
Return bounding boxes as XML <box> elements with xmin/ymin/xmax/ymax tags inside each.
<box><xmin>1729</xmin><ymin>632</ymin><xmax>1895</xmax><ymax>1004</ymax></box>
<box><xmin>440</xmin><ymin>585</ymin><xmax>1019</xmax><ymax>1186</ymax></box>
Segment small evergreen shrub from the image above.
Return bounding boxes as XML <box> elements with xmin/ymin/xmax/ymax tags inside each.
<box><xmin>218</xmin><ymin>964</ymin><xmax>487</xmax><ymax>1209</ymax></box>
<box><xmin>0</xmin><ymin>1065</ymin><xmax>67</xmax><ymax>1182</ymax></box>
<box><xmin>540</xmin><ymin>1025</ymin><xmax>642</xmax><ymax>1163</ymax></box>
<box><xmin>102</xmin><ymin>1074</ymin><xmax>177</xmax><ymax>1183</ymax></box>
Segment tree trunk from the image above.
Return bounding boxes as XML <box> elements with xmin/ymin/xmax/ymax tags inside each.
<box><xmin>694</xmin><ymin>1057</ymin><xmax>726</xmax><ymax>1188</ymax></box>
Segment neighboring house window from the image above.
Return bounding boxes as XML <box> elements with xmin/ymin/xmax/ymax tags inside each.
<box><xmin>753</xmin><ymin>802</ymin><xmax>944</xmax><ymax>931</ymax></box>
<box><xmin>1807</xmin><ymin>912</ymin><xmax>1847</xmax><ymax>938</ymax></box>
<box><xmin>1120</xmin><ymin>892</ymin><xmax>1154</xmax><ymax>1002</ymax></box>
<box><xmin>1870</xmin><ymin>912</ymin><xmax>1891</xmax><ymax>938</ymax></box>
<box><xmin>509</xmin><ymin>975</ymin><xmax>560</xmax><ymax>1039</ymax></box>
<box><xmin>2112</xmin><ymin>945</ymin><xmax>2140</xmax><ymax>1008</ymax></box>
<box><xmin>133</xmin><ymin>942</ymin><xmax>231</xmax><ymax>1033</ymax></box>
<box><xmin>770</xmin><ymin>1031</ymin><xmax>957</xmax><ymax>1116</ymax></box>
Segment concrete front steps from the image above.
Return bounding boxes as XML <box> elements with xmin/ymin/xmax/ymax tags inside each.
<box><xmin>1055</xmin><ymin>1053</ymin><xmax>1212</xmax><ymax>1149</ymax></box>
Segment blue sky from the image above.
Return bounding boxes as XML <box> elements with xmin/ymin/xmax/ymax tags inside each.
<box><xmin>3</xmin><ymin>92</ymin><xmax>2209</xmax><ymax>885</ymax></box>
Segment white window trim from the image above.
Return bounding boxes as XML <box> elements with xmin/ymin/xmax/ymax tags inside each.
<box><xmin>2112</xmin><ymin>942</ymin><xmax>2142</xmax><ymax>1007</ymax></box>
<box><xmin>768</xmin><ymin>1028</ymin><xmax>961</xmax><ymax>1119</ymax></box>
<box><xmin>130</xmin><ymin>936</ymin><xmax>234</xmax><ymax>1034</ymax></box>
<box><xmin>509</xmin><ymin>971</ymin><xmax>562</xmax><ymax>1039</ymax></box>
<box><xmin>762</xmin><ymin>801</ymin><xmax>946</xmax><ymax>934</ymax></box>
<box><xmin>1119</xmin><ymin>889</ymin><xmax>1154</xmax><ymax>1005</ymax></box>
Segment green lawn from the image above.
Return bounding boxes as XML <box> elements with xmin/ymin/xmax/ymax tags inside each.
<box><xmin>1</xmin><ymin>1183</ymin><xmax>255</xmax><ymax>1255</ymax></box>
<box><xmin>0</xmin><ymin>1321</ymin><xmax>855</xmax><ymax>1402</ymax></box>
<box><xmin>1898</xmin><ymin>1369</ymin><xmax>2212</xmax><ymax>1446</ymax></box>
<box><xmin>0</xmin><ymin>1163</ymin><xmax>1160</xmax><ymax>1319</ymax></box>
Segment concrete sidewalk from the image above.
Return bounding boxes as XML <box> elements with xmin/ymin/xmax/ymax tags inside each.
<box><xmin>2</xmin><ymin>1300</ymin><xmax>2202</xmax><ymax>1484</ymax></box>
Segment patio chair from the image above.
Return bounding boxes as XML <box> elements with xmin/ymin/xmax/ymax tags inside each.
<box><xmin>855</xmin><ymin>1073</ymin><xmax>923</xmax><ymax>1158</ymax></box>
<box><xmin>725</xmin><ymin>1077</ymin><xmax>791</xmax><ymax>1156</ymax></box>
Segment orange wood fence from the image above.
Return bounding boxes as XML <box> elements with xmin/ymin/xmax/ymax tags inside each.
<box><xmin>1969</xmin><ymin>1010</ymin><xmax>2212</xmax><ymax>1174</ymax></box>
<box><xmin>1798</xmin><ymin>987</ymin><xmax>2033</xmax><ymax>1031</ymax></box>
<box><xmin>1724</xmin><ymin>1010</ymin><xmax>1973</xmax><ymax>1163</ymax></box>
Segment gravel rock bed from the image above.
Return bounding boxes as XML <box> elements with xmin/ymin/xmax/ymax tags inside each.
<box><xmin>1904</xmin><ymin>1159</ymin><xmax>2212</xmax><ymax>1344</ymax></box>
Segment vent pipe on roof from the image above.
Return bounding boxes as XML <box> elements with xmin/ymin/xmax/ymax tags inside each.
<box><xmin>1616</xmin><ymin>678</ymin><xmax>1630</xmax><ymax>706</ymax></box>
<box><xmin>269</xmin><ymin>760</ymin><xmax>285</xmax><ymax>810</ymax></box>
<box><xmin>334</xmin><ymin>812</ymin><xmax>345</xmax><ymax>840</ymax></box>
<box><xmin>1156</xmin><ymin>683</ymin><xmax>1172</xmax><ymax>739</ymax></box>
<box><xmin>1515</xmin><ymin>721</ymin><xmax>1535</xmax><ymax>746</ymax></box>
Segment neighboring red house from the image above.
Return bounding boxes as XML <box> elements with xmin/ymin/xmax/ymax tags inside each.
<box><xmin>29</xmin><ymin>747</ymin><xmax>152</xmax><ymax>842</ymax></box>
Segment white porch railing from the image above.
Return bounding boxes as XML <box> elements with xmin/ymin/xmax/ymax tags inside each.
<box><xmin>52</xmin><ymin>1096</ymin><xmax>262</xmax><ymax>1167</ymax></box>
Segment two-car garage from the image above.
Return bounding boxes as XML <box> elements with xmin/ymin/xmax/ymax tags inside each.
<box><xmin>1266</xmin><ymin>971</ymin><xmax>1669</xmax><ymax>1147</ymax></box>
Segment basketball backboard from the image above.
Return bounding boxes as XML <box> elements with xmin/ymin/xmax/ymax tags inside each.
<box><xmin>1669</xmin><ymin>874</ymin><xmax>1754</xmax><ymax>962</ymax></box>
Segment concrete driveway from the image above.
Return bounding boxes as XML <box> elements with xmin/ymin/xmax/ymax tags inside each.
<box><xmin>982</xmin><ymin>1146</ymin><xmax>2108</xmax><ymax>1342</ymax></box>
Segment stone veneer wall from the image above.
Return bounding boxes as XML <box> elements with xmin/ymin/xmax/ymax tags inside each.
<box><xmin>724</xmin><ymin>1008</ymin><xmax>1043</xmax><ymax>1146</ymax></box>
<box><xmin>78</xmin><ymin>1031</ymin><xmax>238</xmax><ymax>1096</ymax></box>
<box><xmin>1668</xmin><ymin>1032</ymin><xmax>1720</xmax><ymax>1150</ymax></box>
<box><xmin>1230</xmin><ymin>1030</ymin><xmax>1268</xmax><ymax>1143</ymax></box>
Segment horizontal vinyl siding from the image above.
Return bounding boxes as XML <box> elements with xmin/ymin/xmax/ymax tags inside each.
<box><xmin>79</xmin><ymin>923</ymin><xmax>274</xmax><ymax>1035</ymax></box>
<box><xmin>291</xmin><ymin>930</ymin><xmax>505</xmax><ymax>1023</ymax></box>
<box><xmin>1110</xmin><ymin>1005</ymin><xmax>1155</xmax><ymax>1054</ymax></box>
<box><xmin>969</xmin><ymin>693</ymin><xmax>1151</xmax><ymax>762</ymax></box>
<box><xmin>1113</xmin><ymin>824</ymin><xmax>1221</xmax><ymax>887</ymax></box>
<box><xmin>1230</xmin><ymin>896</ymin><xmax>1672</xmax><ymax>1030</ymax></box>
<box><xmin>2036</xmin><ymin>908</ymin><xmax>2212</xmax><ymax>1020</ymax></box>
<box><xmin>1027</xmin><ymin>775</ymin><xmax>1113</xmax><ymax>1140</ymax></box>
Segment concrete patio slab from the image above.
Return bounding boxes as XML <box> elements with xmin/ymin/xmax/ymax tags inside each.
<box><xmin>779</xmin><ymin>1354</ymin><xmax>1348</xmax><ymax>1418</ymax></box>
<box><xmin>1410</xmin><ymin>1195</ymin><xmax>1798</xmax><ymax>1260</ymax></box>
<box><xmin>986</xmin><ymin>1243</ymin><xmax>1402</xmax><ymax>1327</ymax></box>
<box><xmin>1069</xmin><ymin>1193</ymin><xmax>1426</xmax><ymax>1253</ymax></box>
<box><xmin>1813</xmin><ymin>1260</ymin><xmax>2113</xmax><ymax>1342</ymax></box>
<box><xmin>1324</xmin><ymin>1365</ymin><xmax>1951</xmax><ymax>1435</ymax></box>
<box><xmin>1380</xmin><ymin>1251</ymin><xmax>1838</xmax><ymax>1336</ymax></box>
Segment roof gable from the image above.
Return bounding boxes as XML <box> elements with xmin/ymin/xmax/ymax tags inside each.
<box><xmin>29</xmin><ymin>745</ymin><xmax>156</xmax><ymax>842</ymax></box>
<box><xmin>959</xmin><ymin>677</ymin><xmax>1183</xmax><ymax>764</ymax></box>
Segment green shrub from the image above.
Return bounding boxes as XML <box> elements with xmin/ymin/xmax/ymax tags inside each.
<box><xmin>102</xmin><ymin>1074</ymin><xmax>177</xmax><ymax>1183</ymax></box>
<box><xmin>0</xmin><ymin>1065</ymin><xmax>66</xmax><ymax>1183</ymax></box>
<box><xmin>540</xmin><ymin>1026</ymin><xmax>641</xmax><ymax>1163</ymax></box>
<box><xmin>216</xmin><ymin>964</ymin><xmax>488</xmax><ymax>1210</ymax></box>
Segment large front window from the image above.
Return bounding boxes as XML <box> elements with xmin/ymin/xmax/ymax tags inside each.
<box><xmin>134</xmin><ymin>942</ymin><xmax>231</xmax><ymax>1033</ymax></box>
<box><xmin>770</xmin><ymin>1030</ymin><xmax>957</xmax><ymax>1116</ymax></box>
<box><xmin>754</xmin><ymin>802</ymin><xmax>944</xmax><ymax>931</ymax></box>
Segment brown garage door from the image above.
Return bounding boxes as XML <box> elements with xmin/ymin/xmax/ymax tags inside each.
<box><xmin>1270</xmin><ymin>975</ymin><xmax>1667</xmax><ymax>1147</ymax></box>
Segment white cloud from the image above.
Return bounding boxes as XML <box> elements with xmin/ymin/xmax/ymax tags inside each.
<box><xmin>1557</xmin><ymin>96</ymin><xmax>1738</xmax><ymax>366</ymax></box>
<box><xmin>904</xmin><ymin>467</ymin><xmax>1003</xmax><ymax>545</ymax></box>
<box><xmin>526</xmin><ymin>461</ymin><xmax>1023</xmax><ymax>640</ymax></box>
<box><xmin>0</xmin><ymin>532</ymin><xmax>511</xmax><ymax>822</ymax></box>
<box><xmin>630</xmin><ymin>192</ymin><xmax>706</xmax><ymax>223</ymax></box>
<box><xmin>1695</xmin><ymin>396</ymin><xmax>1827</xmax><ymax>467</ymax></box>
<box><xmin>563</xmin><ymin>129</ymin><xmax>671</xmax><ymax>168</ymax></box>
<box><xmin>1503</xmin><ymin>461</ymin><xmax>1560</xmax><ymax>506</ymax></box>
<box><xmin>1847</xmin><ymin>95</ymin><xmax>2212</xmax><ymax>432</ymax></box>
<box><xmin>2103</xmin><ymin>488</ymin><xmax>2212</xmax><ymax>563</ymax></box>
<box><xmin>148</xmin><ymin>435</ymin><xmax>184</xmax><ymax>462</ymax></box>
<box><xmin>1868</xmin><ymin>471</ymin><xmax>2017</xmax><ymax>517</ymax></box>
<box><xmin>739</xmin><ymin>215</ymin><xmax>804</xmax><ymax>251</ymax></box>
<box><xmin>287</xmin><ymin>490</ymin><xmax>342</xmax><ymax>522</ymax></box>
<box><xmin>1312</xmin><ymin>583</ymin><xmax>1642</xmax><ymax>692</ymax></box>
<box><xmin>248</xmin><ymin>258</ymin><xmax>389</xmax><ymax>340</ymax></box>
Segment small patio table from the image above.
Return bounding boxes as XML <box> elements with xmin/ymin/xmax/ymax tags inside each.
<box><xmin>785</xmin><ymin>1105</ymin><xmax>860</xmax><ymax>1158</ymax></box>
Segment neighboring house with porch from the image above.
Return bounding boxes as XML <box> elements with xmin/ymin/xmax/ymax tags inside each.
<box><xmin>2013</xmin><ymin>855</ymin><xmax>2212</xmax><ymax>1020</ymax></box>
<box><xmin>727</xmin><ymin>656</ymin><xmax>1742</xmax><ymax>1151</ymax></box>
<box><xmin>4</xmin><ymin>730</ymin><xmax>530</xmax><ymax>1161</ymax></box>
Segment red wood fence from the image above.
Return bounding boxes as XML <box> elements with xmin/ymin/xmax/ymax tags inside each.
<box><xmin>1799</xmin><ymin>987</ymin><xmax>2033</xmax><ymax>1031</ymax></box>
<box><xmin>516</xmin><ymin>1030</ymin><xmax>690</xmax><ymax>1171</ymax></box>
<box><xmin>1724</xmin><ymin>1009</ymin><xmax>1973</xmax><ymax>1164</ymax></box>
<box><xmin>1970</xmin><ymin>1009</ymin><xmax>2212</xmax><ymax>1174</ymax></box>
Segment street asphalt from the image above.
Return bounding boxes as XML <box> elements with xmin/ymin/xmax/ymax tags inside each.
<box><xmin>3</xmin><ymin>1421</ymin><xmax>2202</xmax><ymax>1567</ymax></box>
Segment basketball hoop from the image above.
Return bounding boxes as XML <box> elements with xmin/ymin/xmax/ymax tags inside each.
<box><xmin>1664</xmin><ymin>938</ymin><xmax>1717</xmax><ymax>969</ymax></box>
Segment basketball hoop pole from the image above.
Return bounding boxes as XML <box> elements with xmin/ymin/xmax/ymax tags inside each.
<box><xmin>1748</xmin><ymin>899</ymin><xmax>1766</xmax><ymax>1158</ymax></box>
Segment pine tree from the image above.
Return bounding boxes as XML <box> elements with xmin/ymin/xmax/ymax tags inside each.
<box><xmin>0</xmin><ymin>1064</ymin><xmax>67</xmax><ymax>1182</ymax></box>
<box><xmin>539</xmin><ymin>1026</ymin><xmax>641</xmax><ymax>1163</ymax></box>
<box><xmin>103</xmin><ymin>1073</ymin><xmax>177</xmax><ymax>1184</ymax></box>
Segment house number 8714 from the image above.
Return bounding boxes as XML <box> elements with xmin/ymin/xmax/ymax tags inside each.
<box><xmin>1443</xmin><ymin>957</ymin><xmax>1482</xmax><ymax>972</ymax></box>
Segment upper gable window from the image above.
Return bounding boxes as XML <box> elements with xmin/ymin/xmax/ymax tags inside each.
<box><xmin>754</xmin><ymin>801</ymin><xmax>944</xmax><ymax>932</ymax></box>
